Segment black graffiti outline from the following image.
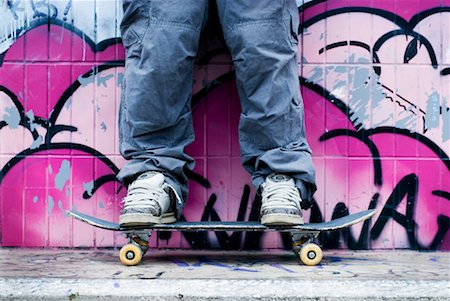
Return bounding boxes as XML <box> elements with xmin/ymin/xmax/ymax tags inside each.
<box><xmin>301</xmin><ymin>6</ymin><xmax>450</xmax><ymax>31</ymax></box>
<box><xmin>442</xmin><ymin>68</ymin><xmax>450</xmax><ymax>76</ymax></box>
<box><xmin>297</xmin><ymin>4</ymin><xmax>450</xmax><ymax>248</ymax></box>
<box><xmin>0</xmin><ymin>85</ymin><xmax>42</xmax><ymax>141</ymax></box>
<box><xmin>0</xmin><ymin>59</ymin><xmax>213</xmax><ymax>227</ymax></box>
<box><xmin>303</xmin><ymin>6</ymin><xmax>450</xmax><ymax>135</ymax></box>
<box><xmin>371</xmin><ymin>174</ymin><xmax>450</xmax><ymax>250</ymax></box>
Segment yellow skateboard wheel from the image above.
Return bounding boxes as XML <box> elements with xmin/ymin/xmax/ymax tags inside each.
<box><xmin>119</xmin><ymin>244</ymin><xmax>143</xmax><ymax>266</ymax></box>
<box><xmin>299</xmin><ymin>243</ymin><xmax>323</xmax><ymax>266</ymax></box>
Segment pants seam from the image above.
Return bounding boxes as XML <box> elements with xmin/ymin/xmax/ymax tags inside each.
<box><xmin>239</xmin><ymin>136</ymin><xmax>302</xmax><ymax>154</ymax></box>
<box><xmin>223</xmin><ymin>18</ymin><xmax>280</xmax><ymax>38</ymax></box>
<box><xmin>149</xmin><ymin>20</ymin><xmax>201</xmax><ymax>33</ymax></box>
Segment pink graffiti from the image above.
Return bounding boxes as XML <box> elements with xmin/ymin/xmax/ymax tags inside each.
<box><xmin>0</xmin><ymin>1</ymin><xmax>449</xmax><ymax>250</ymax></box>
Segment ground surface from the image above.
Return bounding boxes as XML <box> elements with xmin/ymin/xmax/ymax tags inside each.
<box><xmin>0</xmin><ymin>249</ymin><xmax>449</xmax><ymax>300</ymax></box>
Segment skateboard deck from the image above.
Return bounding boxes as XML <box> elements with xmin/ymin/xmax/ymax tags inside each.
<box><xmin>67</xmin><ymin>209</ymin><xmax>375</xmax><ymax>232</ymax></box>
<box><xmin>67</xmin><ymin>209</ymin><xmax>376</xmax><ymax>267</ymax></box>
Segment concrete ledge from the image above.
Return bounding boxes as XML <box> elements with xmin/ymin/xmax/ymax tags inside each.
<box><xmin>1</xmin><ymin>278</ymin><xmax>448</xmax><ymax>301</ymax></box>
<box><xmin>0</xmin><ymin>249</ymin><xmax>449</xmax><ymax>300</ymax></box>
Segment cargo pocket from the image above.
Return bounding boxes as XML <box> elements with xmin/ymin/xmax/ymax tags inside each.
<box><xmin>120</xmin><ymin>0</ymin><xmax>151</xmax><ymax>58</ymax></box>
<box><xmin>284</xmin><ymin>0</ymin><xmax>299</xmax><ymax>46</ymax></box>
<box><xmin>287</xmin><ymin>97</ymin><xmax>305</xmax><ymax>143</ymax></box>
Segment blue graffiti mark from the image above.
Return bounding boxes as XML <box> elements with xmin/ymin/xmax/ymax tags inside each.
<box><xmin>175</xmin><ymin>257</ymin><xmax>260</xmax><ymax>272</ymax></box>
<box><xmin>326</xmin><ymin>256</ymin><xmax>343</xmax><ymax>263</ymax></box>
<box><xmin>170</xmin><ymin>259</ymin><xmax>190</xmax><ymax>267</ymax></box>
<box><xmin>198</xmin><ymin>259</ymin><xmax>258</xmax><ymax>272</ymax></box>
<box><xmin>269</xmin><ymin>263</ymin><xmax>296</xmax><ymax>273</ymax></box>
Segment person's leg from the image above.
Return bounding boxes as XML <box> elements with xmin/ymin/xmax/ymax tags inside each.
<box><xmin>118</xmin><ymin>0</ymin><xmax>209</xmax><ymax>223</ymax></box>
<box><xmin>216</xmin><ymin>0</ymin><xmax>316</xmax><ymax>223</ymax></box>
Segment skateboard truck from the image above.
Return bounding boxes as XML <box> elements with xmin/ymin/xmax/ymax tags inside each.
<box><xmin>120</xmin><ymin>231</ymin><xmax>150</xmax><ymax>266</ymax></box>
<box><xmin>291</xmin><ymin>231</ymin><xmax>322</xmax><ymax>266</ymax></box>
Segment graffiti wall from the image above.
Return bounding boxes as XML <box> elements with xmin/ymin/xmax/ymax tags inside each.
<box><xmin>0</xmin><ymin>0</ymin><xmax>449</xmax><ymax>250</ymax></box>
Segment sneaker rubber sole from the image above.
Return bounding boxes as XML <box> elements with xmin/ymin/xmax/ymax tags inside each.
<box><xmin>119</xmin><ymin>214</ymin><xmax>160</xmax><ymax>227</ymax></box>
<box><xmin>119</xmin><ymin>212</ymin><xmax>176</xmax><ymax>227</ymax></box>
<box><xmin>261</xmin><ymin>213</ymin><xmax>304</xmax><ymax>226</ymax></box>
<box><xmin>160</xmin><ymin>212</ymin><xmax>177</xmax><ymax>224</ymax></box>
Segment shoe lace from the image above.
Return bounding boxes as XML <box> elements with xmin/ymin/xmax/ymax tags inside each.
<box><xmin>261</xmin><ymin>183</ymin><xmax>301</xmax><ymax>210</ymax></box>
<box><xmin>121</xmin><ymin>182</ymin><xmax>164</xmax><ymax>209</ymax></box>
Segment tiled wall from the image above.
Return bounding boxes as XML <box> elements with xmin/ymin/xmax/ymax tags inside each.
<box><xmin>0</xmin><ymin>0</ymin><xmax>449</xmax><ymax>250</ymax></box>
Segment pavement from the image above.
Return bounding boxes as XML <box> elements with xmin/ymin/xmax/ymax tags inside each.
<box><xmin>0</xmin><ymin>248</ymin><xmax>448</xmax><ymax>300</ymax></box>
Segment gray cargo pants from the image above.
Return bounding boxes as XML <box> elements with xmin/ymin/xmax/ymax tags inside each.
<box><xmin>117</xmin><ymin>0</ymin><xmax>316</xmax><ymax>214</ymax></box>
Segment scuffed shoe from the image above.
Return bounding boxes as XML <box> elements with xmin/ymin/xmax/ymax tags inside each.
<box><xmin>260</xmin><ymin>173</ymin><xmax>304</xmax><ymax>226</ymax></box>
<box><xmin>119</xmin><ymin>171</ymin><xmax>178</xmax><ymax>227</ymax></box>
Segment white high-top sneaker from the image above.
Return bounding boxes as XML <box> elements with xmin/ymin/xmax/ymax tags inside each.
<box><xmin>260</xmin><ymin>173</ymin><xmax>304</xmax><ymax>226</ymax></box>
<box><xmin>119</xmin><ymin>171</ymin><xmax>178</xmax><ymax>227</ymax></box>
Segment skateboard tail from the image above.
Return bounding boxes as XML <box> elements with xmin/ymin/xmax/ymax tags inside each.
<box><xmin>66</xmin><ymin>210</ymin><xmax>121</xmax><ymax>231</ymax></box>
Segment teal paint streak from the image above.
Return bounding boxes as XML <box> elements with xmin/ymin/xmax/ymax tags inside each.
<box><xmin>425</xmin><ymin>91</ymin><xmax>440</xmax><ymax>131</ymax></box>
<box><xmin>83</xmin><ymin>181</ymin><xmax>94</xmax><ymax>197</ymax></box>
<box><xmin>3</xmin><ymin>107</ymin><xmax>20</xmax><ymax>129</ymax></box>
<box><xmin>30</xmin><ymin>135</ymin><xmax>43</xmax><ymax>150</ymax></box>
<box><xmin>442</xmin><ymin>106</ymin><xmax>449</xmax><ymax>142</ymax></box>
<box><xmin>48</xmin><ymin>196</ymin><xmax>55</xmax><ymax>214</ymax></box>
<box><xmin>55</xmin><ymin>160</ymin><xmax>71</xmax><ymax>191</ymax></box>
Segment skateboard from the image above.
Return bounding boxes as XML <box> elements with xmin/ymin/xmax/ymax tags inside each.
<box><xmin>67</xmin><ymin>209</ymin><xmax>376</xmax><ymax>266</ymax></box>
